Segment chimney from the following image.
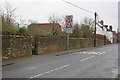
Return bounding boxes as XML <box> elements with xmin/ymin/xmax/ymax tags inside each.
<box><xmin>104</xmin><ymin>25</ymin><xmax>108</xmax><ymax>28</ymax></box>
<box><xmin>109</xmin><ymin>26</ymin><xmax>112</xmax><ymax>31</ymax></box>
<box><xmin>100</xmin><ymin>20</ymin><xmax>104</xmax><ymax>25</ymax></box>
<box><xmin>104</xmin><ymin>25</ymin><xmax>108</xmax><ymax>31</ymax></box>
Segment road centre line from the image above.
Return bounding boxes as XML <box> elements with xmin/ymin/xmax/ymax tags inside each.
<box><xmin>30</xmin><ymin>50</ymin><xmax>107</xmax><ymax>78</ymax></box>
<box><xmin>29</xmin><ymin>64</ymin><xmax>70</xmax><ymax>79</ymax></box>
<box><xmin>81</xmin><ymin>58</ymin><xmax>89</xmax><ymax>61</ymax></box>
<box><xmin>81</xmin><ymin>56</ymin><xmax>95</xmax><ymax>62</ymax></box>
<box><xmin>98</xmin><ymin>52</ymin><xmax>106</xmax><ymax>55</ymax></box>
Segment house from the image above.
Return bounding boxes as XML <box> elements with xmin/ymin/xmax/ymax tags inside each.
<box><xmin>28</xmin><ymin>23</ymin><xmax>62</xmax><ymax>36</ymax></box>
<box><xmin>112</xmin><ymin>31</ymin><xmax>117</xmax><ymax>43</ymax></box>
<box><xmin>105</xmin><ymin>25</ymin><xmax>117</xmax><ymax>43</ymax></box>
<box><xmin>90</xmin><ymin>20</ymin><xmax>117</xmax><ymax>43</ymax></box>
<box><xmin>90</xmin><ymin>20</ymin><xmax>107</xmax><ymax>40</ymax></box>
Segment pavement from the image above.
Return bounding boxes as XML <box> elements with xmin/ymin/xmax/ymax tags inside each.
<box><xmin>2</xmin><ymin>43</ymin><xmax>119</xmax><ymax>78</ymax></box>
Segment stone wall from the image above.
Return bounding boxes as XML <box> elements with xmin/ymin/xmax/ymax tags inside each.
<box><xmin>2</xmin><ymin>35</ymin><xmax>109</xmax><ymax>60</ymax></box>
<box><xmin>35</xmin><ymin>37</ymin><xmax>109</xmax><ymax>55</ymax></box>
<box><xmin>2</xmin><ymin>35</ymin><xmax>32</xmax><ymax>60</ymax></box>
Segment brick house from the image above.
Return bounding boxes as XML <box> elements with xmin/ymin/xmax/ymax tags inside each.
<box><xmin>28</xmin><ymin>23</ymin><xmax>62</xmax><ymax>36</ymax></box>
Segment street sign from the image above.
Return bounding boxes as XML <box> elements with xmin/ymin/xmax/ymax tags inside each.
<box><xmin>66</xmin><ymin>28</ymin><xmax>72</xmax><ymax>33</ymax></box>
<box><xmin>66</xmin><ymin>15</ymin><xmax>73</xmax><ymax>33</ymax></box>
<box><xmin>66</xmin><ymin>15</ymin><xmax>73</xmax><ymax>28</ymax></box>
<box><xmin>66</xmin><ymin>15</ymin><xmax>73</xmax><ymax>49</ymax></box>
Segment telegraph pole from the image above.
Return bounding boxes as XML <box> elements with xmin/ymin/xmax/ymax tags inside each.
<box><xmin>117</xmin><ymin>28</ymin><xmax>119</xmax><ymax>43</ymax></box>
<box><xmin>94</xmin><ymin>12</ymin><xmax>97</xmax><ymax>47</ymax></box>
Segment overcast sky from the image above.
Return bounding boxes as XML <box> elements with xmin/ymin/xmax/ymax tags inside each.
<box><xmin>0</xmin><ymin>0</ymin><xmax>119</xmax><ymax>31</ymax></box>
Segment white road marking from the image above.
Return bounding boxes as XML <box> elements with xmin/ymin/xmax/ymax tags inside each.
<box><xmin>98</xmin><ymin>52</ymin><xmax>106</xmax><ymax>55</ymax></box>
<box><xmin>29</xmin><ymin>64</ymin><xmax>70</xmax><ymax>79</ymax></box>
<box><xmin>81</xmin><ymin>58</ymin><xmax>89</xmax><ymax>61</ymax></box>
<box><xmin>96</xmin><ymin>52</ymin><xmax>100</xmax><ymax>54</ymax></box>
<box><xmin>81</xmin><ymin>56</ymin><xmax>95</xmax><ymax>62</ymax></box>
<box><xmin>89</xmin><ymin>56</ymin><xmax>95</xmax><ymax>58</ymax></box>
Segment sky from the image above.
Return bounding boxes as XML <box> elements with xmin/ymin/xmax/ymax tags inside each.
<box><xmin>0</xmin><ymin>0</ymin><xmax>119</xmax><ymax>32</ymax></box>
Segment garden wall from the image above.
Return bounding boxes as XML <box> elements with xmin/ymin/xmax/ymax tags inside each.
<box><xmin>2</xmin><ymin>35</ymin><xmax>109</xmax><ymax>60</ymax></box>
<box><xmin>35</xmin><ymin>37</ymin><xmax>109</xmax><ymax>55</ymax></box>
<box><xmin>2</xmin><ymin>35</ymin><xmax>32</xmax><ymax>60</ymax></box>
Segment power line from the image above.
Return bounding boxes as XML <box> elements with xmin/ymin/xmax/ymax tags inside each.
<box><xmin>62</xmin><ymin>0</ymin><xmax>117</xmax><ymax>19</ymax></box>
<box><xmin>62</xmin><ymin>0</ymin><xmax>94</xmax><ymax>14</ymax></box>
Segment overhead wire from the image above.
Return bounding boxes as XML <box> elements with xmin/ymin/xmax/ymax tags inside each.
<box><xmin>62</xmin><ymin>0</ymin><xmax>94</xmax><ymax>14</ymax></box>
<box><xmin>62</xmin><ymin>0</ymin><xmax>117</xmax><ymax>19</ymax></box>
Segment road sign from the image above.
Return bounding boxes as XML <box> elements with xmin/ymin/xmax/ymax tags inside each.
<box><xmin>66</xmin><ymin>15</ymin><xmax>73</xmax><ymax>28</ymax></box>
<box><xmin>66</xmin><ymin>15</ymin><xmax>73</xmax><ymax>49</ymax></box>
<box><xmin>66</xmin><ymin>28</ymin><xmax>72</xmax><ymax>33</ymax></box>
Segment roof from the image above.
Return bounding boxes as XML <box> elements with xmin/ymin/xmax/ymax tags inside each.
<box><xmin>28</xmin><ymin>23</ymin><xmax>62</xmax><ymax>31</ymax></box>
<box><xmin>30</xmin><ymin>23</ymin><xmax>60</xmax><ymax>26</ymax></box>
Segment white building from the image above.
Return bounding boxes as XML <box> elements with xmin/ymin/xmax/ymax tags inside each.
<box><xmin>106</xmin><ymin>31</ymin><xmax>113</xmax><ymax>43</ymax></box>
<box><xmin>90</xmin><ymin>20</ymin><xmax>114</xmax><ymax>43</ymax></box>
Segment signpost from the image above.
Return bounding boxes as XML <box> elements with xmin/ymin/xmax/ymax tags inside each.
<box><xmin>66</xmin><ymin>15</ymin><xmax>73</xmax><ymax>49</ymax></box>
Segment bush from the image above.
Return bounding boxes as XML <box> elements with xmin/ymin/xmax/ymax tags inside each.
<box><xmin>17</xmin><ymin>27</ymin><xmax>26</xmax><ymax>34</ymax></box>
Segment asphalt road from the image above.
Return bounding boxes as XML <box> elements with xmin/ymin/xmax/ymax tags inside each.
<box><xmin>2</xmin><ymin>44</ymin><xmax>118</xmax><ymax>78</ymax></box>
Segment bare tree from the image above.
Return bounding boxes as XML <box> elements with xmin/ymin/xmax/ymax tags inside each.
<box><xmin>59</xmin><ymin>16</ymin><xmax>66</xmax><ymax>31</ymax></box>
<box><xmin>0</xmin><ymin>2</ymin><xmax>18</xmax><ymax>34</ymax></box>
<box><xmin>72</xmin><ymin>23</ymin><xmax>81</xmax><ymax>38</ymax></box>
<box><xmin>79</xmin><ymin>17</ymin><xmax>94</xmax><ymax>38</ymax></box>
<box><xmin>0</xmin><ymin>2</ymin><xmax>17</xmax><ymax>25</ymax></box>
<box><xmin>48</xmin><ymin>14</ymin><xmax>61</xmax><ymax>36</ymax></box>
<box><xmin>4</xmin><ymin>2</ymin><xmax>16</xmax><ymax>24</ymax></box>
<box><xmin>80</xmin><ymin>17</ymin><xmax>93</xmax><ymax>26</ymax></box>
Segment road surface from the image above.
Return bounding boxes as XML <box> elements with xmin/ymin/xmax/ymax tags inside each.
<box><xmin>2</xmin><ymin>44</ymin><xmax>118</xmax><ymax>78</ymax></box>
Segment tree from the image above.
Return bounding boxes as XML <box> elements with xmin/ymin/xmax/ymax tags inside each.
<box><xmin>0</xmin><ymin>2</ymin><xmax>18</xmax><ymax>34</ymax></box>
<box><xmin>48</xmin><ymin>14</ymin><xmax>61</xmax><ymax>36</ymax></box>
<box><xmin>79</xmin><ymin>25</ymin><xmax>93</xmax><ymax>38</ymax></box>
<box><xmin>71</xmin><ymin>23</ymin><xmax>80</xmax><ymax>38</ymax></box>
<box><xmin>70</xmin><ymin>17</ymin><xmax>93</xmax><ymax>38</ymax></box>
<box><xmin>80</xmin><ymin>17</ymin><xmax>93</xmax><ymax>26</ymax></box>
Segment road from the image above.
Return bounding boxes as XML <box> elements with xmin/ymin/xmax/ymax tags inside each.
<box><xmin>2</xmin><ymin>44</ymin><xmax>118</xmax><ymax>78</ymax></box>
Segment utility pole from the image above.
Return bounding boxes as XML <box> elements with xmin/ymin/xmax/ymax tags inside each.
<box><xmin>94</xmin><ymin>12</ymin><xmax>97</xmax><ymax>47</ymax></box>
<box><xmin>117</xmin><ymin>28</ymin><xmax>119</xmax><ymax>43</ymax></box>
